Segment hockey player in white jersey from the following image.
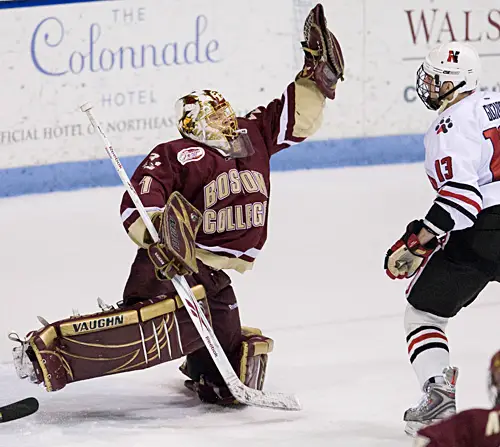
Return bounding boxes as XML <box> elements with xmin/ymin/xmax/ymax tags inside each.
<box><xmin>384</xmin><ymin>42</ymin><xmax>500</xmax><ymax>436</ymax></box>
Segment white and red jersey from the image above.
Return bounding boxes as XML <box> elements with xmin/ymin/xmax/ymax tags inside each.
<box><xmin>423</xmin><ymin>91</ymin><xmax>500</xmax><ymax>235</ymax></box>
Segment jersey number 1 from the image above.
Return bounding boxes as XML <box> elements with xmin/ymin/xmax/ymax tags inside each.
<box><xmin>139</xmin><ymin>176</ymin><xmax>153</xmax><ymax>194</ymax></box>
<box><xmin>483</xmin><ymin>126</ymin><xmax>500</xmax><ymax>181</ymax></box>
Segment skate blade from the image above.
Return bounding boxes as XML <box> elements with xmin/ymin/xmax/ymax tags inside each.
<box><xmin>404</xmin><ymin>420</ymin><xmax>423</xmax><ymax>437</ymax></box>
<box><xmin>405</xmin><ymin>419</ymin><xmax>440</xmax><ymax>437</ymax></box>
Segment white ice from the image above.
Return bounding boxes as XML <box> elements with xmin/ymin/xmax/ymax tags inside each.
<box><xmin>0</xmin><ymin>164</ymin><xmax>498</xmax><ymax>447</ymax></box>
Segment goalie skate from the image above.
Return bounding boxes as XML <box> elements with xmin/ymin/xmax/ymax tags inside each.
<box><xmin>8</xmin><ymin>333</ymin><xmax>38</xmax><ymax>384</ymax></box>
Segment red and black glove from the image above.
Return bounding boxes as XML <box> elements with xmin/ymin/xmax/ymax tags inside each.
<box><xmin>384</xmin><ymin>220</ymin><xmax>438</xmax><ymax>280</ymax></box>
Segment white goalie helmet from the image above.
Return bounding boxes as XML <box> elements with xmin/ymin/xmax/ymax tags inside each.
<box><xmin>175</xmin><ymin>90</ymin><xmax>254</xmax><ymax>159</ymax></box>
<box><xmin>416</xmin><ymin>42</ymin><xmax>481</xmax><ymax>111</ymax></box>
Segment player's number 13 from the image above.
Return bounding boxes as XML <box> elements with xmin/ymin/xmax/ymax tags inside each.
<box><xmin>435</xmin><ymin>156</ymin><xmax>454</xmax><ymax>182</ymax></box>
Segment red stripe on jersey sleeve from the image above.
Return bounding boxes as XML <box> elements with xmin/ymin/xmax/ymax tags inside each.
<box><xmin>438</xmin><ymin>189</ymin><xmax>482</xmax><ymax>213</ymax></box>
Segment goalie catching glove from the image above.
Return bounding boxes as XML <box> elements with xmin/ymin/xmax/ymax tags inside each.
<box><xmin>147</xmin><ymin>191</ymin><xmax>203</xmax><ymax>280</ymax></box>
<box><xmin>297</xmin><ymin>3</ymin><xmax>345</xmax><ymax>99</ymax></box>
<box><xmin>384</xmin><ymin>220</ymin><xmax>439</xmax><ymax>280</ymax></box>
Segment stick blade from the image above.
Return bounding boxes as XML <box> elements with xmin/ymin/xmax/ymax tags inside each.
<box><xmin>0</xmin><ymin>397</ymin><xmax>39</xmax><ymax>423</ymax></box>
<box><xmin>229</xmin><ymin>383</ymin><xmax>301</xmax><ymax>411</ymax></box>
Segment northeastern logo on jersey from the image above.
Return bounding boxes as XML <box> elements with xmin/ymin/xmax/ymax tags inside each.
<box><xmin>177</xmin><ymin>147</ymin><xmax>205</xmax><ymax>165</ymax></box>
<box><xmin>435</xmin><ymin>117</ymin><xmax>453</xmax><ymax>134</ymax></box>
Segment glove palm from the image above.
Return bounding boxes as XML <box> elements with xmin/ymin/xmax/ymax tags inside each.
<box><xmin>385</xmin><ymin>220</ymin><xmax>438</xmax><ymax>280</ymax></box>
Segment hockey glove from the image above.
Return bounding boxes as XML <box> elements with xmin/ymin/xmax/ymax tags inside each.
<box><xmin>148</xmin><ymin>244</ymin><xmax>191</xmax><ymax>280</ymax></box>
<box><xmin>147</xmin><ymin>191</ymin><xmax>202</xmax><ymax>281</ymax></box>
<box><xmin>297</xmin><ymin>3</ymin><xmax>345</xmax><ymax>99</ymax></box>
<box><xmin>384</xmin><ymin>220</ymin><xmax>438</xmax><ymax>280</ymax></box>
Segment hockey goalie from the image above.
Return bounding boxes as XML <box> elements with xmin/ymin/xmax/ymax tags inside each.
<box><xmin>9</xmin><ymin>3</ymin><xmax>344</xmax><ymax>406</ymax></box>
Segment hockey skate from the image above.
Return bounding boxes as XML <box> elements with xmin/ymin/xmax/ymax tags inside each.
<box><xmin>8</xmin><ymin>333</ymin><xmax>38</xmax><ymax>384</ymax></box>
<box><xmin>404</xmin><ymin>366</ymin><xmax>458</xmax><ymax>436</ymax></box>
<box><xmin>8</xmin><ymin>299</ymin><xmax>113</xmax><ymax>386</ymax></box>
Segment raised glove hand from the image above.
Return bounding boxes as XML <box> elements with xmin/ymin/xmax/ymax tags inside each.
<box><xmin>146</xmin><ymin>192</ymin><xmax>202</xmax><ymax>281</ymax></box>
<box><xmin>297</xmin><ymin>3</ymin><xmax>345</xmax><ymax>99</ymax></box>
<box><xmin>384</xmin><ymin>220</ymin><xmax>438</xmax><ymax>280</ymax></box>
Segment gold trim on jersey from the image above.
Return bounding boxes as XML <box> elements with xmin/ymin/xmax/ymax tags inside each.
<box><xmin>126</xmin><ymin>211</ymin><xmax>160</xmax><ymax>249</ymax></box>
<box><xmin>293</xmin><ymin>78</ymin><xmax>325</xmax><ymax>138</ymax></box>
<box><xmin>195</xmin><ymin>248</ymin><xmax>254</xmax><ymax>273</ymax></box>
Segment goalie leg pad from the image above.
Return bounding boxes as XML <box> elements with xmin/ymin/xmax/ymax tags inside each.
<box><xmin>13</xmin><ymin>285</ymin><xmax>211</xmax><ymax>392</ymax></box>
<box><xmin>239</xmin><ymin>326</ymin><xmax>273</xmax><ymax>391</ymax></box>
<box><xmin>181</xmin><ymin>327</ymin><xmax>274</xmax><ymax>405</ymax></box>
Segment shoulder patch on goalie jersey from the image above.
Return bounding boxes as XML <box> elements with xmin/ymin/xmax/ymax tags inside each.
<box><xmin>177</xmin><ymin>147</ymin><xmax>205</xmax><ymax>165</ymax></box>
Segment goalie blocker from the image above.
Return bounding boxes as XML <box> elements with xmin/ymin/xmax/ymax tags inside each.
<box><xmin>11</xmin><ymin>285</ymin><xmax>273</xmax><ymax>401</ymax></box>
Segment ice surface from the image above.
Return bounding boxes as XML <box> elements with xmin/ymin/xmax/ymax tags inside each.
<box><xmin>1</xmin><ymin>164</ymin><xmax>498</xmax><ymax>446</ymax></box>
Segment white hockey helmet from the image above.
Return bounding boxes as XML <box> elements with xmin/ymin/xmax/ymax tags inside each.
<box><xmin>416</xmin><ymin>42</ymin><xmax>481</xmax><ymax>111</ymax></box>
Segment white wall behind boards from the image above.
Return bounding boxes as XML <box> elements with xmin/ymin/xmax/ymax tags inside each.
<box><xmin>0</xmin><ymin>0</ymin><xmax>499</xmax><ymax>171</ymax></box>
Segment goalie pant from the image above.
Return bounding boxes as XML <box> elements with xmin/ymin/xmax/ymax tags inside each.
<box><xmin>16</xmin><ymin>279</ymin><xmax>273</xmax><ymax>399</ymax></box>
<box><xmin>123</xmin><ymin>257</ymin><xmax>248</xmax><ymax>391</ymax></box>
<box><xmin>415</xmin><ymin>406</ymin><xmax>500</xmax><ymax>447</ymax></box>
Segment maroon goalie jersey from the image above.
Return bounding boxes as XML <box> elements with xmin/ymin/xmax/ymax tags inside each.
<box><xmin>416</xmin><ymin>407</ymin><xmax>500</xmax><ymax>447</ymax></box>
<box><xmin>120</xmin><ymin>78</ymin><xmax>325</xmax><ymax>299</ymax></box>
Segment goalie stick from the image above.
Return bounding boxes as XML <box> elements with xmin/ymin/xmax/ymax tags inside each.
<box><xmin>0</xmin><ymin>398</ymin><xmax>39</xmax><ymax>423</ymax></box>
<box><xmin>80</xmin><ymin>102</ymin><xmax>301</xmax><ymax>411</ymax></box>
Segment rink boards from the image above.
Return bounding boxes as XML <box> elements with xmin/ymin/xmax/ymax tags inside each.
<box><xmin>0</xmin><ymin>0</ymin><xmax>499</xmax><ymax>196</ymax></box>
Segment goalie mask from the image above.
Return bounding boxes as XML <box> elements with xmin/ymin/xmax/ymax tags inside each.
<box><xmin>489</xmin><ymin>350</ymin><xmax>500</xmax><ymax>406</ymax></box>
<box><xmin>175</xmin><ymin>90</ymin><xmax>254</xmax><ymax>159</ymax></box>
<box><xmin>416</xmin><ymin>42</ymin><xmax>480</xmax><ymax>111</ymax></box>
